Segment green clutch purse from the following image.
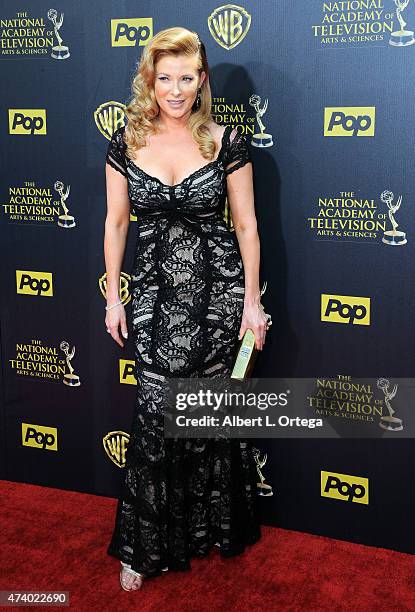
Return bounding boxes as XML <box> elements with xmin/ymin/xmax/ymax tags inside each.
<box><xmin>230</xmin><ymin>281</ymin><xmax>270</xmax><ymax>381</ymax></box>
<box><xmin>230</xmin><ymin>328</ymin><xmax>258</xmax><ymax>380</ymax></box>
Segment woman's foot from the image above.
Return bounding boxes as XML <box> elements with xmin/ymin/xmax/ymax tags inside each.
<box><xmin>119</xmin><ymin>561</ymin><xmax>144</xmax><ymax>591</ymax></box>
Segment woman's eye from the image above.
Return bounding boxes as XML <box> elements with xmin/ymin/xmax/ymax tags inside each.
<box><xmin>158</xmin><ymin>76</ymin><xmax>193</xmax><ymax>82</ymax></box>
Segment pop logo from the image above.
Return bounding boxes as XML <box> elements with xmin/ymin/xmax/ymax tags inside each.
<box><xmin>119</xmin><ymin>359</ymin><xmax>137</xmax><ymax>385</ymax></box>
<box><xmin>16</xmin><ymin>271</ymin><xmax>53</xmax><ymax>296</ymax></box>
<box><xmin>321</xmin><ymin>294</ymin><xmax>370</xmax><ymax>326</ymax></box>
<box><xmin>321</xmin><ymin>471</ymin><xmax>368</xmax><ymax>504</ymax></box>
<box><xmin>9</xmin><ymin>109</ymin><xmax>47</xmax><ymax>135</ymax></box>
<box><xmin>111</xmin><ymin>18</ymin><xmax>153</xmax><ymax>47</ymax></box>
<box><xmin>22</xmin><ymin>423</ymin><xmax>58</xmax><ymax>451</ymax></box>
<box><xmin>324</xmin><ymin>107</ymin><xmax>375</xmax><ymax>136</ymax></box>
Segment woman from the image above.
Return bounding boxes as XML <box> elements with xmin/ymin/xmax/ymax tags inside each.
<box><xmin>104</xmin><ymin>27</ymin><xmax>270</xmax><ymax>591</ymax></box>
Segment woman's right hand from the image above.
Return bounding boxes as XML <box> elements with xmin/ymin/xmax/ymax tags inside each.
<box><xmin>105</xmin><ymin>303</ymin><xmax>128</xmax><ymax>348</ymax></box>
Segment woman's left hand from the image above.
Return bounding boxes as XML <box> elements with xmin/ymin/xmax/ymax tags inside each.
<box><xmin>238</xmin><ymin>302</ymin><xmax>272</xmax><ymax>351</ymax></box>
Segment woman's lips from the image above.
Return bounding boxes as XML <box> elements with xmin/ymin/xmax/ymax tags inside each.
<box><xmin>167</xmin><ymin>100</ymin><xmax>185</xmax><ymax>106</ymax></box>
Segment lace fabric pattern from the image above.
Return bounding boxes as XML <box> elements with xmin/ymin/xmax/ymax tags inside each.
<box><xmin>106</xmin><ymin>124</ymin><xmax>261</xmax><ymax>577</ymax></box>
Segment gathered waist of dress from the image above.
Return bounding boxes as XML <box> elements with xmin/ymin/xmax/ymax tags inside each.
<box><xmin>133</xmin><ymin>206</ymin><xmax>233</xmax><ymax>237</ymax></box>
<box><xmin>132</xmin><ymin>206</ymin><xmax>239</xmax><ymax>257</ymax></box>
<box><xmin>134</xmin><ymin>206</ymin><xmax>223</xmax><ymax>224</ymax></box>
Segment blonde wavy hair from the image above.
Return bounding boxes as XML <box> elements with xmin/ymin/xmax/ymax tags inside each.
<box><xmin>123</xmin><ymin>27</ymin><xmax>217</xmax><ymax>162</ymax></box>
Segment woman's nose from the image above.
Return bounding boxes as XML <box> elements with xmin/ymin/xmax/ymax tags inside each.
<box><xmin>170</xmin><ymin>81</ymin><xmax>181</xmax><ymax>95</ymax></box>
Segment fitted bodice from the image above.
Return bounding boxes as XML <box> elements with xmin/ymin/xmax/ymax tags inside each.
<box><xmin>106</xmin><ymin>124</ymin><xmax>251</xmax><ymax>222</ymax></box>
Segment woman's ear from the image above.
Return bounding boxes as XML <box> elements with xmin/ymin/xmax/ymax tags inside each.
<box><xmin>199</xmin><ymin>70</ymin><xmax>206</xmax><ymax>88</ymax></box>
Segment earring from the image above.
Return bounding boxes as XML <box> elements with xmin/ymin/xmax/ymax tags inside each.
<box><xmin>193</xmin><ymin>88</ymin><xmax>201</xmax><ymax>111</ymax></box>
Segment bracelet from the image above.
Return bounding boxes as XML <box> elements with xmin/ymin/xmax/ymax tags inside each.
<box><xmin>105</xmin><ymin>299</ymin><xmax>123</xmax><ymax>311</ymax></box>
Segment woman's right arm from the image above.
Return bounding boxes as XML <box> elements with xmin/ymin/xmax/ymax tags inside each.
<box><xmin>104</xmin><ymin>163</ymin><xmax>130</xmax><ymax>347</ymax></box>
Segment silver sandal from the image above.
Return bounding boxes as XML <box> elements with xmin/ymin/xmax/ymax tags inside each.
<box><xmin>119</xmin><ymin>561</ymin><xmax>145</xmax><ymax>591</ymax></box>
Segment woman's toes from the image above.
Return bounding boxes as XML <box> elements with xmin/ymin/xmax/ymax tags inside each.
<box><xmin>120</xmin><ymin>563</ymin><xmax>143</xmax><ymax>591</ymax></box>
<box><xmin>124</xmin><ymin>575</ymin><xmax>134</xmax><ymax>588</ymax></box>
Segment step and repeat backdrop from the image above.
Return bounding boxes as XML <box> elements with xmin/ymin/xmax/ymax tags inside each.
<box><xmin>1</xmin><ymin>1</ymin><xmax>415</xmax><ymax>554</ymax></box>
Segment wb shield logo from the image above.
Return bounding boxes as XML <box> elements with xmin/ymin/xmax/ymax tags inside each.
<box><xmin>98</xmin><ymin>271</ymin><xmax>131</xmax><ymax>305</ymax></box>
<box><xmin>16</xmin><ymin>271</ymin><xmax>53</xmax><ymax>296</ymax></box>
<box><xmin>324</xmin><ymin>107</ymin><xmax>375</xmax><ymax>136</ymax></box>
<box><xmin>103</xmin><ymin>431</ymin><xmax>130</xmax><ymax>468</ymax></box>
<box><xmin>94</xmin><ymin>101</ymin><xmax>126</xmax><ymax>140</ymax></box>
<box><xmin>321</xmin><ymin>294</ymin><xmax>370</xmax><ymax>325</ymax></box>
<box><xmin>208</xmin><ymin>4</ymin><xmax>251</xmax><ymax>50</ymax></box>
<box><xmin>9</xmin><ymin>109</ymin><xmax>47</xmax><ymax>135</ymax></box>
<box><xmin>111</xmin><ymin>18</ymin><xmax>153</xmax><ymax>47</ymax></box>
<box><xmin>321</xmin><ymin>471</ymin><xmax>368</xmax><ymax>505</ymax></box>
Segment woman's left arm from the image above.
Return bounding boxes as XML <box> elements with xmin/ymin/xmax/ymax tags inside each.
<box><xmin>227</xmin><ymin>162</ymin><xmax>268</xmax><ymax>350</ymax></box>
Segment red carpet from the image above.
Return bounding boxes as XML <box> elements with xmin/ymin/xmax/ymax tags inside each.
<box><xmin>1</xmin><ymin>479</ymin><xmax>414</xmax><ymax>612</ymax></box>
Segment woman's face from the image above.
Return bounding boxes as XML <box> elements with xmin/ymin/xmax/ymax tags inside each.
<box><xmin>154</xmin><ymin>53</ymin><xmax>206</xmax><ymax>120</ymax></box>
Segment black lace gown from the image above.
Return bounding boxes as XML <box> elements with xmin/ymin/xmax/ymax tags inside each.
<box><xmin>105</xmin><ymin>124</ymin><xmax>261</xmax><ymax>578</ymax></box>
